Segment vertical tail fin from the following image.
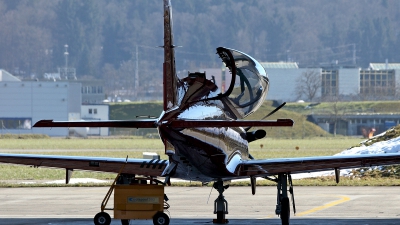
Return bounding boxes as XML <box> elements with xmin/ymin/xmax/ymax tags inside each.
<box><xmin>163</xmin><ymin>0</ymin><xmax>179</xmax><ymax>111</ymax></box>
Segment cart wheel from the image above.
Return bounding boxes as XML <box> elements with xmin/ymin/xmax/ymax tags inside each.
<box><xmin>153</xmin><ymin>212</ymin><xmax>170</xmax><ymax>225</ymax></box>
<box><xmin>94</xmin><ymin>212</ymin><xmax>111</xmax><ymax>225</ymax></box>
<box><xmin>121</xmin><ymin>219</ymin><xmax>130</xmax><ymax>225</ymax></box>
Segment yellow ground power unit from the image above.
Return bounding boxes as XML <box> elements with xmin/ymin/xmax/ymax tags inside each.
<box><xmin>93</xmin><ymin>170</ymin><xmax>170</xmax><ymax>225</ymax></box>
<box><xmin>114</xmin><ymin>184</ymin><xmax>166</xmax><ymax>221</ymax></box>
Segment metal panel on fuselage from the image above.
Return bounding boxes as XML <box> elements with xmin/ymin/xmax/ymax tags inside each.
<box><xmin>160</xmin><ymin>124</ymin><xmax>249</xmax><ymax>182</ymax></box>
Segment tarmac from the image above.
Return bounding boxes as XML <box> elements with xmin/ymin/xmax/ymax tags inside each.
<box><xmin>0</xmin><ymin>186</ymin><xmax>399</xmax><ymax>225</ymax></box>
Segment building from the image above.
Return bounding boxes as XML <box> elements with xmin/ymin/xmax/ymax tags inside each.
<box><xmin>261</xmin><ymin>63</ymin><xmax>400</xmax><ymax>136</ymax></box>
<box><xmin>80</xmin><ymin>79</ymin><xmax>105</xmax><ymax>104</ymax></box>
<box><xmin>262</xmin><ymin>62</ymin><xmax>400</xmax><ymax>102</ymax></box>
<box><xmin>0</xmin><ymin>70</ymin><xmax>81</xmax><ymax>136</ymax></box>
<box><xmin>0</xmin><ymin>69</ymin><xmax>21</xmax><ymax>82</ymax></box>
<box><xmin>81</xmin><ymin>104</ymin><xmax>109</xmax><ymax>136</ymax></box>
<box><xmin>261</xmin><ymin>62</ymin><xmax>321</xmax><ymax>102</ymax></box>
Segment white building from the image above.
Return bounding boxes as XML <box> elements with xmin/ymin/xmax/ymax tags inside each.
<box><xmin>0</xmin><ymin>70</ymin><xmax>81</xmax><ymax>136</ymax></box>
<box><xmin>261</xmin><ymin>62</ymin><xmax>321</xmax><ymax>102</ymax></box>
<box><xmin>81</xmin><ymin>105</ymin><xmax>109</xmax><ymax>136</ymax></box>
<box><xmin>261</xmin><ymin>62</ymin><xmax>400</xmax><ymax>102</ymax></box>
<box><xmin>0</xmin><ymin>69</ymin><xmax>21</xmax><ymax>81</ymax></box>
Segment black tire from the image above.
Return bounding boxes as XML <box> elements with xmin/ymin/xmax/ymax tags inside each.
<box><xmin>121</xmin><ymin>219</ymin><xmax>130</xmax><ymax>225</ymax></box>
<box><xmin>216</xmin><ymin>211</ymin><xmax>224</xmax><ymax>222</ymax></box>
<box><xmin>153</xmin><ymin>212</ymin><xmax>170</xmax><ymax>225</ymax></box>
<box><xmin>94</xmin><ymin>212</ymin><xmax>111</xmax><ymax>225</ymax></box>
<box><xmin>280</xmin><ymin>197</ymin><xmax>290</xmax><ymax>225</ymax></box>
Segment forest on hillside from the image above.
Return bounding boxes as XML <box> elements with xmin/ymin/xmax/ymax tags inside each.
<box><xmin>0</xmin><ymin>0</ymin><xmax>399</xmax><ymax>96</ymax></box>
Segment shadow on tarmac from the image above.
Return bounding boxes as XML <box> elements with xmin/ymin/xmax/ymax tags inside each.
<box><xmin>0</xmin><ymin>218</ymin><xmax>399</xmax><ymax>225</ymax></box>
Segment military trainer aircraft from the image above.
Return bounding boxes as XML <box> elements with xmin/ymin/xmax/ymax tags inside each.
<box><xmin>2</xmin><ymin>1</ymin><xmax>400</xmax><ymax>225</ymax></box>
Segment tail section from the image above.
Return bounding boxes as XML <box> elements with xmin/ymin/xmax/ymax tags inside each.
<box><xmin>163</xmin><ymin>0</ymin><xmax>179</xmax><ymax>111</ymax></box>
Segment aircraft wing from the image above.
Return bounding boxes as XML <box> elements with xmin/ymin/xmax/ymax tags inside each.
<box><xmin>0</xmin><ymin>153</ymin><xmax>167</xmax><ymax>178</ymax></box>
<box><xmin>33</xmin><ymin>119</ymin><xmax>293</xmax><ymax>129</ymax></box>
<box><xmin>239</xmin><ymin>153</ymin><xmax>400</xmax><ymax>176</ymax></box>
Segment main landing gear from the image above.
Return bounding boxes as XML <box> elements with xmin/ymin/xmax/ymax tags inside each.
<box><xmin>265</xmin><ymin>173</ymin><xmax>296</xmax><ymax>225</ymax></box>
<box><xmin>213</xmin><ymin>179</ymin><xmax>229</xmax><ymax>224</ymax></box>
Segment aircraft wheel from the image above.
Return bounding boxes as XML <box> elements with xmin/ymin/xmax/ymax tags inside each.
<box><xmin>280</xmin><ymin>197</ymin><xmax>290</xmax><ymax>225</ymax></box>
<box><xmin>94</xmin><ymin>212</ymin><xmax>111</xmax><ymax>225</ymax></box>
<box><xmin>216</xmin><ymin>211</ymin><xmax>224</xmax><ymax>222</ymax></box>
<box><xmin>153</xmin><ymin>212</ymin><xmax>170</xmax><ymax>225</ymax></box>
<box><xmin>121</xmin><ymin>219</ymin><xmax>130</xmax><ymax>225</ymax></box>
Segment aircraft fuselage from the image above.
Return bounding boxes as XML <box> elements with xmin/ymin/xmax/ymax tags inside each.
<box><xmin>159</xmin><ymin>106</ymin><xmax>250</xmax><ymax>182</ymax></box>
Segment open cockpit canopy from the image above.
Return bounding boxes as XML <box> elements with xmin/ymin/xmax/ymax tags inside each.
<box><xmin>216</xmin><ymin>47</ymin><xmax>269</xmax><ymax>118</ymax></box>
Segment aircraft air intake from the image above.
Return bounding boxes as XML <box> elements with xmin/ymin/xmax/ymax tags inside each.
<box><xmin>246</xmin><ymin>130</ymin><xmax>266</xmax><ymax>143</ymax></box>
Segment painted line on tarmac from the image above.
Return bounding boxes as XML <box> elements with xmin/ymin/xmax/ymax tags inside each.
<box><xmin>256</xmin><ymin>215</ymin><xmax>275</xmax><ymax>219</ymax></box>
<box><xmin>257</xmin><ymin>195</ymin><xmax>351</xmax><ymax>219</ymax></box>
<box><xmin>296</xmin><ymin>195</ymin><xmax>351</xmax><ymax>217</ymax></box>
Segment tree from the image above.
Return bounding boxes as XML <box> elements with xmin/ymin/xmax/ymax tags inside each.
<box><xmin>327</xmin><ymin>97</ymin><xmax>348</xmax><ymax>136</ymax></box>
<box><xmin>295</xmin><ymin>70</ymin><xmax>321</xmax><ymax>102</ymax></box>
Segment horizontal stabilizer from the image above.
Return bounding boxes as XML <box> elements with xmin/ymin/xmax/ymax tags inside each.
<box><xmin>168</xmin><ymin>119</ymin><xmax>294</xmax><ymax>128</ymax></box>
<box><xmin>33</xmin><ymin>120</ymin><xmax>157</xmax><ymax>128</ymax></box>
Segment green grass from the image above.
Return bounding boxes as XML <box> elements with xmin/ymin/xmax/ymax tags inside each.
<box><xmin>0</xmin><ymin>137</ymin><xmax>362</xmax><ymax>184</ymax></box>
<box><xmin>249</xmin><ymin>138</ymin><xmax>362</xmax><ymax>158</ymax></box>
<box><xmin>0</xmin><ymin>134</ymin><xmax>50</xmax><ymax>139</ymax></box>
<box><xmin>0</xmin><ymin>137</ymin><xmax>164</xmax><ymax>150</ymax></box>
<box><xmin>0</xmin><ymin>136</ymin><xmax>360</xmax><ymax>158</ymax></box>
<box><xmin>0</xmin><ymin>126</ymin><xmax>398</xmax><ymax>186</ymax></box>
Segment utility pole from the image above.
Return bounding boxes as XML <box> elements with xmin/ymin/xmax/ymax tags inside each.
<box><xmin>59</xmin><ymin>44</ymin><xmax>76</xmax><ymax>80</ymax></box>
<box><xmin>135</xmin><ymin>45</ymin><xmax>139</xmax><ymax>98</ymax></box>
<box><xmin>64</xmin><ymin>44</ymin><xmax>69</xmax><ymax>80</ymax></box>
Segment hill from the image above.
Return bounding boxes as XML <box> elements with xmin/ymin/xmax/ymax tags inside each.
<box><xmin>109</xmin><ymin>102</ymin><xmax>162</xmax><ymax>136</ymax></box>
<box><xmin>284</xmin><ymin>101</ymin><xmax>400</xmax><ymax>115</ymax></box>
<box><xmin>109</xmin><ymin>101</ymin><xmax>328</xmax><ymax>138</ymax></box>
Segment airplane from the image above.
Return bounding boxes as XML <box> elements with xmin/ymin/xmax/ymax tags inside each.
<box><xmin>1</xmin><ymin>1</ymin><xmax>400</xmax><ymax>225</ymax></box>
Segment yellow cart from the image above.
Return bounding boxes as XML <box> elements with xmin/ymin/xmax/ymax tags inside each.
<box><xmin>94</xmin><ymin>174</ymin><xmax>170</xmax><ymax>225</ymax></box>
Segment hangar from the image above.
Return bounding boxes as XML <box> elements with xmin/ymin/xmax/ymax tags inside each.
<box><xmin>0</xmin><ymin>69</ymin><xmax>81</xmax><ymax>136</ymax></box>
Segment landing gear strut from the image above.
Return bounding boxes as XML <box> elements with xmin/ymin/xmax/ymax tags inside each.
<box><xmin>266</xmin><ymin>173</ymin><xmax>295</xmax><ymax>225</ymax></box>
<box><xmin>213</xmin><ymin>179</ymin><xmax>229</xmax><ymax>224</ymax></box>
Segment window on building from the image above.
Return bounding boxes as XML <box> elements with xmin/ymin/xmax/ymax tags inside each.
<box><xmin>89</xmin><ymin>109</ymin><xmax>92</xmax><ymax>114</ymax></box>
<box><xmin>322</xmin><ymin>70</ymin><xmax>338</xmax><ymax>97</ymax></box>
<box><xmin>94</xmin><ymin>108</ymin><xmax>97</xmax><ymax>114</ymax></box>
<box><xmin>360</xmin><ymin>70</ymin><xmax>395</xmax><ymax>97</ymax></box>
<box><xmin>0</xmin><ymin>118</ymin><xmax>32</xmax><ymax>129</ymax></box>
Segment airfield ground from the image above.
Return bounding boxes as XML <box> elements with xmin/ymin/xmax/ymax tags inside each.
<box><xmin>0</xmin><ymin>186</ymin><xmax>399</xmax><ymax>225</ymax></box>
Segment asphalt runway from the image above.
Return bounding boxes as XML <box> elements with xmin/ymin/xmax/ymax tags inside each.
<box><xmin>0</xmin><ymin>186</ymin><xmax>399</xmax><ymax>225</ymax></box>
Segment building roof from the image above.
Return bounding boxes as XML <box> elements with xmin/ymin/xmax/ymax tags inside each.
<box><xmin>369</xmin><ymin>63</ymin><xmax>400</xmax><ymax>70</ymax></box>
<box><xmin>260</xmin><ymin>62</ymin><xmax>299</xmax><ymax>69</ymax></box>
<box><xmin>0</xmin><ymin>69</ymin><xmax>21</xmax><ymax>81</ymax></box>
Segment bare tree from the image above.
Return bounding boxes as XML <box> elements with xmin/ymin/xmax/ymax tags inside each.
<box><xmin>295</xmin><ymin>70</ymin><xmax>321</xmax><ymax>102</ymax></box>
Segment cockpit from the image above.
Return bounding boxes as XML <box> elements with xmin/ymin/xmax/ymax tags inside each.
<box><xmin>215</xmin><ymin>47</ymin><xmax>269</xmax><ymax>118</ymax></box>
